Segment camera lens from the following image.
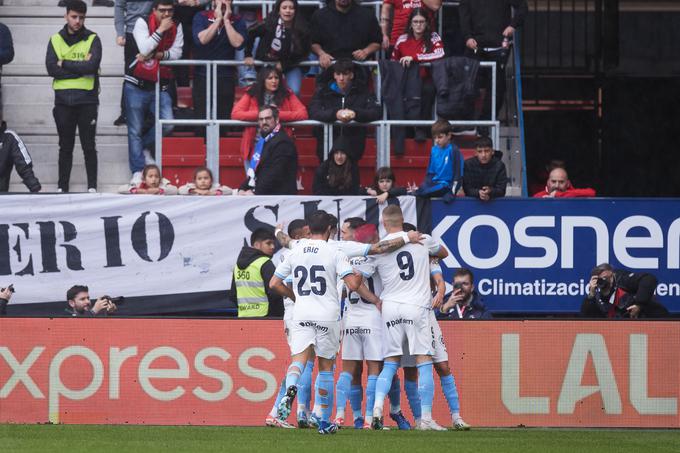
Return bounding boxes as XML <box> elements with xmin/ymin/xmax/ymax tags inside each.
<box><xmin>596</xmin><ymin>277</ymin><xmax>608</xmax><ymax>289</ymax></box>
<box><xmin>453</xmin><ymin>283</ymin><xmax>463</xmax><ymax>290</ymax></box>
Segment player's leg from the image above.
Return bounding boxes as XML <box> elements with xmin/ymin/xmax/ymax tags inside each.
<box><xmin>403</xmin><ymin>365</ymin><xmax>422</xmax><ymax>427</ymax></box>
<box><xmin>334</xmin><ymin>359</ymin><xmax>360</xmax><ymax>426</ymax></box>
<box><xmin>349</xmin><ymin>364</ymin><xmax>364</xmax><ymax>429</ymax></box>
<box><xmin>296</xmin><ymin>355</ymin><xmax>315</xmax><ymax>427</ymax></box>
<box><xmin>434</xmin><ymin>361</ymin><xmax>470</xmax><ymax>430</ymax></box>
<box><xmin>278</xmin><ymin>323</ymin><xmax>316</xmax><ymax>421</ymax></box>
<box><xmin>363</xmin><ymin>360</ymin><xmax>382</xmax><ymax>428</ymax></box>
<box><xmin>314</xmin><ymin>322</ymin><xmax>342</xmax><ymax>434</ymax></box>
<box><xmin>372</xmin><ymin>302</ymin><xmax>405</xmax><ymax>429</ymax></box>
<box><xmin>267</xmin><ymin>321</ymin><xmax>296</xmax><ymax>428</ymax></box>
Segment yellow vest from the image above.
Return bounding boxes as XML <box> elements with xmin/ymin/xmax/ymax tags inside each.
<box><xmin>234</xmin><ymin>256</ymin><xmax>270</xmax><ymax>317</ymax></box>
<box><xmin>50</xmin><ymin>33</ymin><xmax>96</xmax><ymax>90</ymax></box>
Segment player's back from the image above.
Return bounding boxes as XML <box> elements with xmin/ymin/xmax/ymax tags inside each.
<box><xmin>281</xmin><ymin>239</ymin><xmax>351</xmax><ymax>322</ymax></box>
<box><xmin>344</xmin><ymin>256</ymin><xmax>383</xmax><ymax>327</ymax></box>
<box><xmin>373</xmin><ymin>232</ymin><xmax>433</xmax><ymax>308</ymax></box>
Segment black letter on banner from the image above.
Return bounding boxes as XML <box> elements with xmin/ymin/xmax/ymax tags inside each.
<box><xmin>0</xmin><ymin>224</ymin><xmax>10</xmax><ymax>275</ymax></box>
<box><xmin>102</xmin><ymin>216</ymin><xmax>124</xmax><ymax>268</ymax></box>
<box><xmin>13</xmin><ymin>223</ymin><xmax>34</xmax><ymax>276</ymax></box>
<box><xmin>364</xmin><ymin>198</ymin><xmax>379</xmax><ymax>227</ymax></box>
<box><xmin>60</xmin><ymin>222</ymin><xmax>84</xmax><ymax>270</ymax></box>
<box><xmin>299</xmin><ymin>200</ymin><xmax>321</xmax><ymax>219</ymax></box>
<box><xmin>131</xmin><ymin>212</ymin><xmax>174</xmax><ymax>262</ymax></box>
<box><xmin>244</xmin><ymin>205</ymin><xmax>279</xmax><ymax>250</ymax></box>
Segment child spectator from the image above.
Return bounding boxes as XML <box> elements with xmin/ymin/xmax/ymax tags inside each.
<box><xmin>179</xmin><ymin>166</ymin><xmax>232</xmax><ymax>195</ymax></box>
<box><xmin>312</xmin><ymin>139</ymin><xmax>360</xmax><ymax>196</ymax></box>
<box><xmin>463</xmin><ymin>136</ymin><xmax>508</xmax><ymax>201</ymax></box>
<box><xmin>119</xmin><ymin>164</ymin><xmax>177</xmax><ymax>195</ymax></box>
<box><xmin>409</xmin><ymin>119</ymin><xmax>463</xmax><ymax>202</ymax></box>
<box><xmin>231</xmin><ymin>66</ymin><xmax>307</xmax><ymax>174</ymax></box>
<box><xmin>363</xmin><ymin>166</ymin><xmax>409</xmax><ymax>204</ymax></box>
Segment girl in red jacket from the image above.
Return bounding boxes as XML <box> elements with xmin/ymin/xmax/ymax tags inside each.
<box><xmin>231</xmin><ymin>66</ymin><xmax>307</xmax><ymax>172</ymax></box>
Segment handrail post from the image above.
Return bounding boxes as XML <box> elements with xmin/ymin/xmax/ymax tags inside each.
<box><xmin>155</xmin><ymin>64</ymin><xmax>162</xmax><ymax>172</ymax></box>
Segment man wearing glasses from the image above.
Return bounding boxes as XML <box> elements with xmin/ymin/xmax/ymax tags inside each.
<box><xmin>124</xmin><ymin>0</ymin><xmax>183</xmax><ymax>185</ymax></box>
<box><xmin>237</xmin><ymin>105</ymin><xmax>298</xmax><ymax>196</ymax></box>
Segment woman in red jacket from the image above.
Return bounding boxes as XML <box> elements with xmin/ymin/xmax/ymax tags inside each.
<box><xmin>231</xmin><ymin>65</ymin><xmax>308</xmax><ymax>170</ymax></box>
<box><xmin>391</xmin><ymin>8</ymin><xmax>445</xmax><ymax>141</ymax></box>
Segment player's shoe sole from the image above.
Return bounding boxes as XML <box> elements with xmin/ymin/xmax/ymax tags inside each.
<box><xmin>389</xmin><ymin>411</ymin><xmax>412</xmax><ymax>430</ymax></box>
<box><xmin>276</xmin><ymin>385</ymin><xmax>297</xmax><ymax>421</ymax></box>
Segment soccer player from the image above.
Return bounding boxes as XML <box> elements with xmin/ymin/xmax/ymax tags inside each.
<box><xmin>266</xmin><ymin>219</ymin><xmax>312</xmax><ymax>428</ymax></box>
<box><xmin>269</xmin><ymin>211</ymin><xmax>363</xmax><ymax>435</ymax></box>
<box><xmin>361</xmin><ymin>205</ymin><xmax>445</xmax><ymax>430</ymax></box>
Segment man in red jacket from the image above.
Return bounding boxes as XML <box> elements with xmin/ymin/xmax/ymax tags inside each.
<box><xmin>533</xmin><ymin>167</ymin><xmax>595</xmax><ymax>198</ymax></box>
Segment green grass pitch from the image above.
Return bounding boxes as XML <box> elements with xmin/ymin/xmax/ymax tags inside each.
<box><xmin>2</xmin><ymin>425</ymin><xmax>679</xmax><ymax>452</ymax></box>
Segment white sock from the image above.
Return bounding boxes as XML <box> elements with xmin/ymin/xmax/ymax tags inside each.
<box><xmin>335</xmin><ymin>408</ymin><xmax>345</xmax><ymax>420</ymax></box>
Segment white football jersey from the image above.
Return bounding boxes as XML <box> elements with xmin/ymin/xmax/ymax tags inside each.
<box><xmin>275</xmin><ymin>238</ymin><xmax>353</xmax><ymax>322</ymax></box>
<box><xmin>344</xmin><ymin>256</ymin><xmax>383</xmax><ymax>328</ymax></box>
<box><xmin>329</xmin><ymin>238</ymin><xmax>370</xmax><ymax>258</ymax></box>
<box><xmin>361</xmin><ymin>233</ymin><xmax>441</xmax><ymax>308</ymax></box>
<box><xmin>279</xmin><ymin>247</ymin><xmax>295</xmax><ymax>321</ymax></box>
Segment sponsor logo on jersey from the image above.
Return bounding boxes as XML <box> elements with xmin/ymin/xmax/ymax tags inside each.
<box><xmin>298</xmin><ymin>321</ymin><xmax>329</xmax><ymax>332</ymax></box>
<box><xmin>386</xmin><ymin>318</ymin><xmax>414</xmax><ymax>328</ymax></box>
<box><xmin>345</xmin><ymin>327</ymin><xmax>371</xmax><ymax>335</ymax></box>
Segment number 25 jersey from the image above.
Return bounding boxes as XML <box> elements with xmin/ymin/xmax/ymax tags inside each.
<box><xmin>274</xmin><ymin>238</ymin><xmax>353</xmax><ymax>322</ymax></box>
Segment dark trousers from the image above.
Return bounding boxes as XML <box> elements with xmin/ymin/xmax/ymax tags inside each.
<box><xmin>118</xmin><ymin>32</ymin><xmax>136</xmax><ymax>118</ymax></box>
<box><xmin>467</xmin><ymin>48</ymin><xmax>510</xmax><ymax>120</ymax></box>
<box><xmin>53</xmin><ymin>103</ymin><xmax>98</xmax><ymax>191</ymax></box>
<box><xmin>193</xmin><ymin>74</ymin><xmax>235</xmax><ymax>137</ymax></box>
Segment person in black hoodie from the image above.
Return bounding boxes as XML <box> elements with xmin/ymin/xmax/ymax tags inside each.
<box><xmin>0</xmin><ymin>122</ymin><xmax>42</xmax><ymax>193</ymax></box>
<box><xmin>308</xmin><ymin>59</ymin><xmax>381</xmax><ymax>163</ymax></box>
<box><xmin>463</xmin><ymin>136</ymin><xmax>507</xmax><ymax>201</ymax></box>
<box><xmin>46</xmin><ymin>0</ymin><xmax>102</xmax><ymax>193</ymax></box>
<box><xmin>313</xmin><ymin>138</ymin><xmax>360</xmax><ymax>196</ymax></box>
<box><xmin>230</xmin><ymin>228</ymin><xmax>283</xmax><ymax>318</ymax></box>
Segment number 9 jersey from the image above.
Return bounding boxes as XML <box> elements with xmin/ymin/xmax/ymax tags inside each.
<box><xmin>274</xmin><ymin>238</ymin><xmax>354</xmax><ymax>322</ymax></box>
<box><xmin>361</xmin><ymin>233</ymin><xmax>442</xmax><ymax>308</ymax></box>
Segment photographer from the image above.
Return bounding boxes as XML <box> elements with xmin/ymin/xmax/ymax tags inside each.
<box><xmin>439</xmin><ymin>268</ymin><xmax>492</xmax><ymax>320</ymax></box>
<box><xmin>0</xmin><ymin>284</ymin><xmax>13</xmax><ymax>316</ymax></box>
<box><xmin>66</xmin><ymin>285</ymin><xmax>119</xmax><ymax>317</ymax></box>
<box><xmin>581</xmin><ymin>263</ymin><xmax>669</xmax><ymax>319</ymax></box>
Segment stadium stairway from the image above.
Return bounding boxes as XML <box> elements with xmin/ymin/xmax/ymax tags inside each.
<box><xmin>1</xmin><ymin>4</ymin><xmax>128</xmax><ymax>193</ymax></box>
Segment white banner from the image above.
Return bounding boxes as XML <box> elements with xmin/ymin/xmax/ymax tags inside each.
<box><xmin>0</xmin><ymin>194</ymin><xmax>417</xmax><ymax>305</ymax></box>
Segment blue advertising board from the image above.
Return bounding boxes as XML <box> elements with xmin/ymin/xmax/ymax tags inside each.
<box><xmin>431</xmin><ymin>198</ymin><xmax>680</xmax><ymax>313</ymax></box>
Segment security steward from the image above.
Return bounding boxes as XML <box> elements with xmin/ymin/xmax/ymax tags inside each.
<box><xmin>46</xmin><ymin>0</ymin><xmax>102</xmax><ymax>193</ymax></box>
<box><xmin>230</xmin><ymin>228</ymin><xmax>283</xmax><ymax>318</ymax></box>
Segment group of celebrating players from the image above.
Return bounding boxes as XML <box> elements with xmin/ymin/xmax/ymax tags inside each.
<box><xmin>263</xmin><ymin>206</ymin><xmax>470</xmax><ymax>434</ymax></box>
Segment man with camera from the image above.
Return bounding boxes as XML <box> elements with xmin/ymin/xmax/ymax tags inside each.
<box><xmin>580</xmin><ymin>263</ymin><xmax>669</xmax><ymax>319</ymax></box>
<box><xmin>0</xmin><ymin>284</ymin><xmax>14</xmax><ymax>316</ymax></box>
<box><xmin>66</xmin><ymin>285</ymin><xmax>119</xmax><ymax>317</ymax></box>
<box><xmin>439</xmin><ymin>268</ymin><xmax>492</xmax><ymax>320</ymax></box>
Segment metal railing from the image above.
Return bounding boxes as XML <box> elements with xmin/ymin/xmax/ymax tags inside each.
<box><xmin>155</xmin><ymin>59</ymin><xmax>498</xmax><ymax>182</ymax></box>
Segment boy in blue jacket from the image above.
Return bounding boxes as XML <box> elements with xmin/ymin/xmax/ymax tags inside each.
<box><xmin>411</xmin><ymin>119</ymin><xmax>463</xmax><ymax>203</ymax></box>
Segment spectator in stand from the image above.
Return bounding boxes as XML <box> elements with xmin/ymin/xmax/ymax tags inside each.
<box><xmin>308</xmin><ymin>59</ymin><xmax>381</xmax><ymax>163</ymax></box>
<box><xmin>363</xmin><ymin>166</ymin><xmax>409</xmax><ymax>204</ymax></box>
<box><xmin>243</xmin><ymin>0</ymin><xmax>311</xmax><ymax>96</ymax></box>
<box><xmin>459</xmin><ymin>0</ymin><xmax>528</xmax><ymax>124</ymax></box>
<box><xmin>0</xmin><ymin>21</ymin><xmax>14</xmax><ymax>122</ymax></box>
<box><xmin>193</xmin><ymin>0</ymin><xmax>247</xmax><ymax>136</ymax></box>
<box><xmin>310</xmin><ymin>0</ymin><xmax>382</xmax><ymax>70</ymax></box>
<box><xmin>312</xmin><ymin>138</ymin><xmax>360</xmax><ymax>196</ymax></box>
<box><xmin>238</xmin><ymin>105</ymin><xmax>298</xmax><ymax>195</ymax></box>
<box><xmin>113</xmin><ymin>0</ymin><xmax>154</xmax><ymax>126</ymax></box>
<box><xmin>178</xmin><ymin>166</ymin><xmax>232</xmax><ymax>195</ymax></box>
<box><xmin>0</xmin><ymin>284</ymin><xmax>13</xmax><ymax>316</ymax></box>
<box><xmin>463</xmin><ymin>136</ymin><xmax>507</xmax><ymax>201</ymax></box>
<box><xmin>391</xmin><ymin>8</ymin><xmax>445</xmax><ymax>142</ymax></box>
<box><xmin>46</xmin><ymin>0</ymin><xmax>103</xmax><ymax>193</ymax></box>
<box><xmin>581</xmin><ymin>263</ymin><xmax>669</xmax><ymax>319</ymax></box>
<box><xmin>59</xmin><ymin>1</ymin><xmax>114</xmax><ymax>7</ymax></box>
<box><xmin>0</xmin><ymin>122</ymin><xmax>41</xmax><ymax>193</ymax></box>
<box><xmin>230</xmin><ymin>228</ymin><xmax>284</xmax><ymax>318</ymax></box>
<box><xmin>380</xmin><ymin>0</ymin><xmax>441</xmax><ymax>51</ymax></box>
<box><xmin>119</xmin><ymin>163</ymin><xmax>178</xmax><ymax>194</ymax></box>
<box><xmin>124</xmin><ymin>0</ymin><xmax>183</xmax><ymax>184</ymax></box>
<box><xmin>175</xmin><ymin>0</ymin><xmax>210</xmax><ymax>87</ymax></box>
<box><xmin>409</xmin><ymin>119</ymin><xmax>463</xmax><ymax>201</ymax></box>
<box><xmin>532</xmin><ymin>167</ymin><xmax>596</xmax><ymax>198</ymax></box>
<box><xmin>65</xmin><ymin>285</ymin><xmax>118</xmax><ymax>317</ymax></box>
<box><xmin>231</xmin><ymin>65</ymin><xmax>307</xmax><ymax>174</ymax></box>
<box><xmin>439</xmin><ymin>268</ymin><xmax>492</xmax><ymax>320</ymax></box>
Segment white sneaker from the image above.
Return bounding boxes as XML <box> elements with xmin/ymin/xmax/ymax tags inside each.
<box><xmin>130</xmin><ymin>171</ymin><xmax>142</xmax><ymax>185</ymax></box>
<box><xmin>87</xmin><ymin>188</ymin><xmax>97</xmax><ymax>193</ymax></box>
<box><xmin>143</xmin><ymin>149</ymin><xmax>156</xmax><ymax>165</ymax></box>
<box><xmin>56</xmin><ymin>188</ymin><xmax>64</xmax><ymax>193</ymax></box>
<box><xmin>453</xmin><ymin>418</ymin><xmax>471</xmax><ymax>430</ymax></box>
<box><xmin>416</xmin><ymin>419</ymin><xmax>447</xmax><ymax>431</ymax></box>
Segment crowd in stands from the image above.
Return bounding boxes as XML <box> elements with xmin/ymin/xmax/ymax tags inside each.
<box><xmin>0</xmin><ymin>0</ymin><xmax>551</xmax><ymax>197</ymax></box>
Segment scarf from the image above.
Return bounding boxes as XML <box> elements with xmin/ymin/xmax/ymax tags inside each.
<box><xmin>247</xmin><ymin>124</ymin><xmax>281</xmax><ymax>188</ymax></box>
<box><xmin>267</xmin><ymin>17</ymin><xmax>286</xmax><ymax>60</ymax></box>
<box><xmin>147</xmin><ymin>12</ymin><xmax>176</xmax><ymax>80</ymax></box>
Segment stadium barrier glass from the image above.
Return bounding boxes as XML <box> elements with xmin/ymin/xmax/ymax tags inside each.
<box><xmin>1</xmin><ymin>318</ymin><xmax>677</xmax><ymax>427</ymax></box>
